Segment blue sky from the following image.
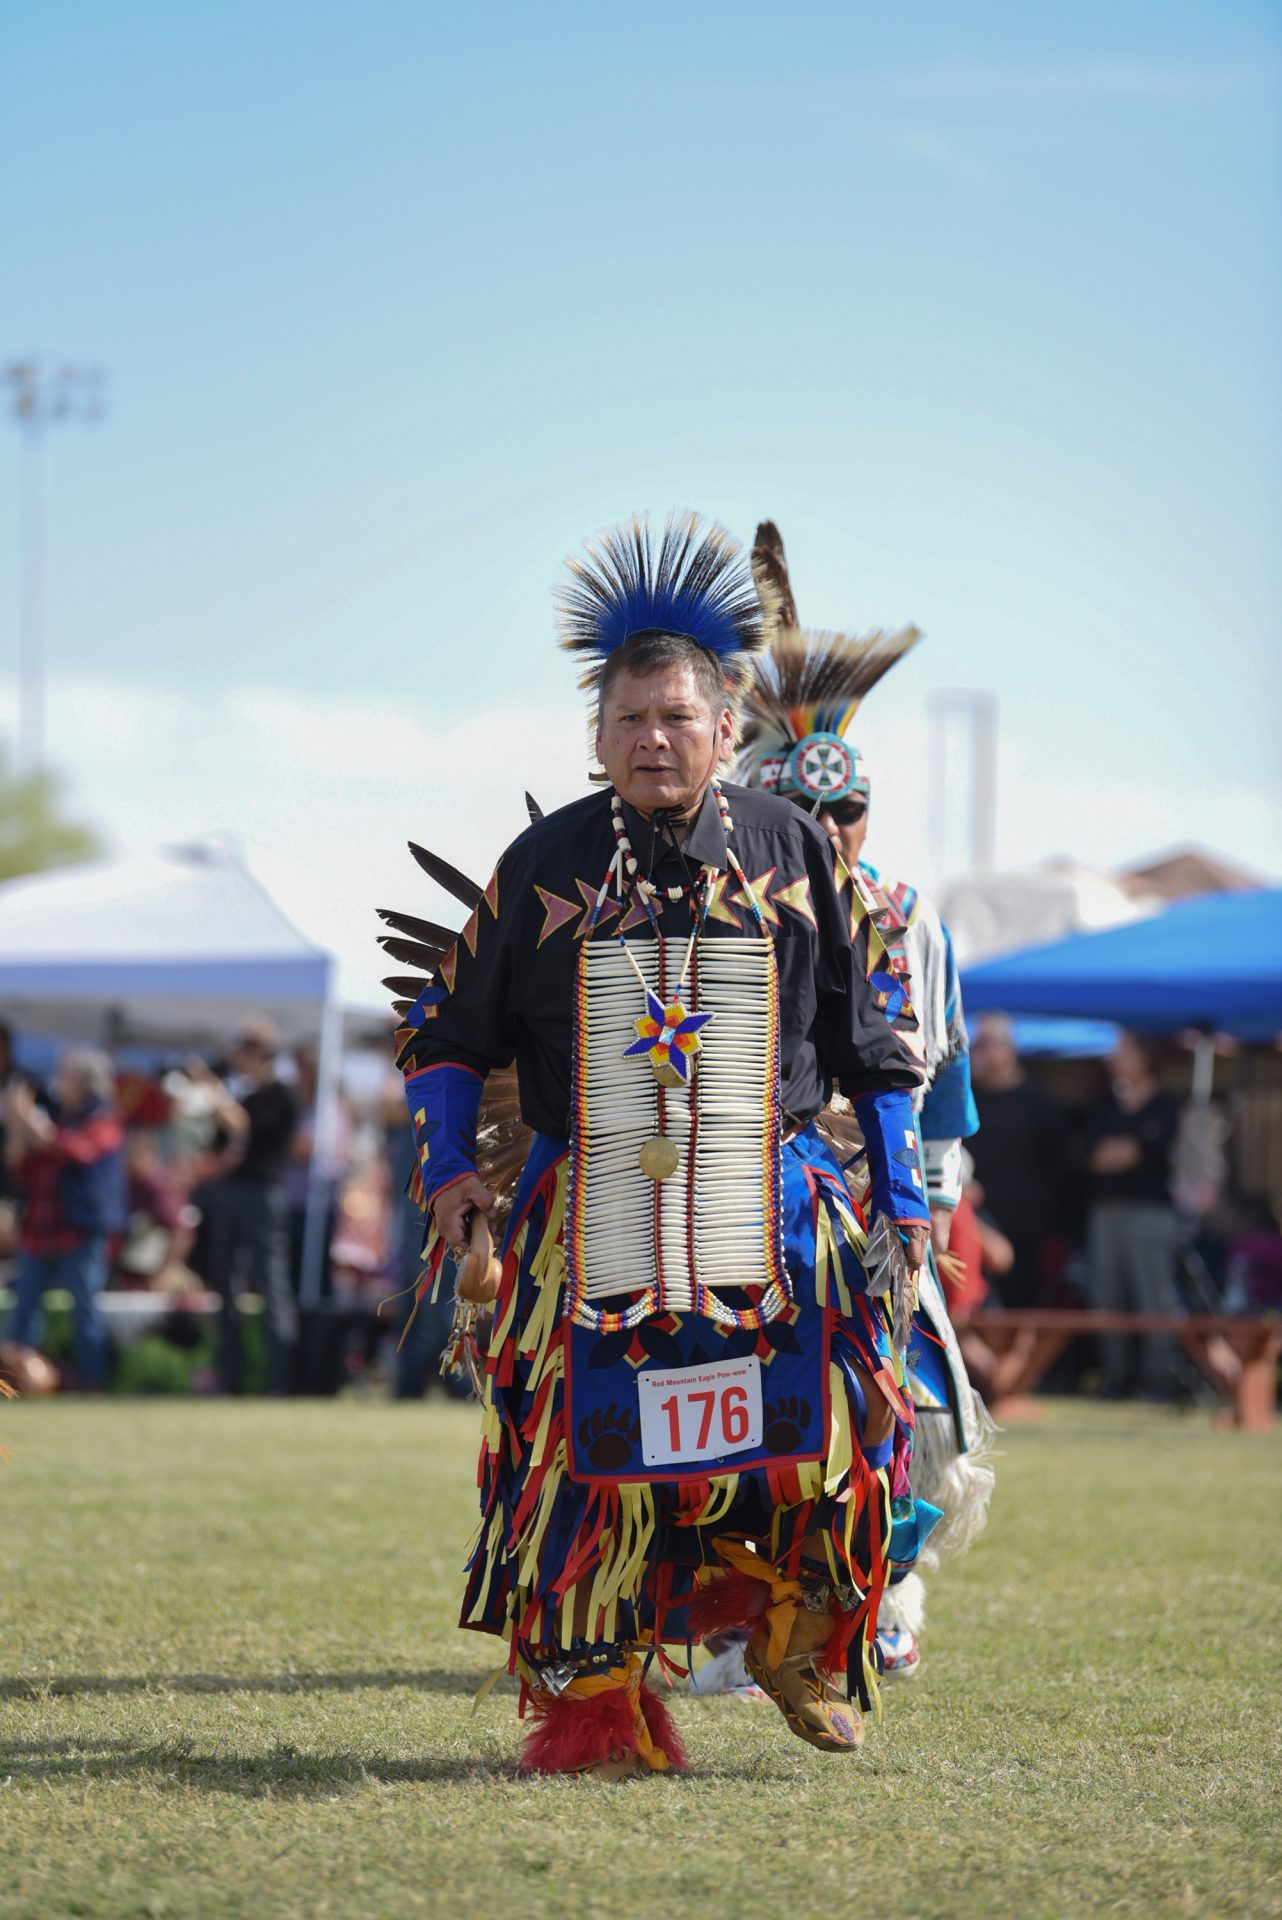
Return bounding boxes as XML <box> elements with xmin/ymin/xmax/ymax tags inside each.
<box><xmin>2</xmin><ymin>0</ymin><xmax>1279</xmax><ymax>938</ymax></box>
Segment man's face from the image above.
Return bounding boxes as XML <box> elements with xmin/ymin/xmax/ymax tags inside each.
<box><xmin>595</xmin><ymin>662</ymin><xmax>733</xmax><ymax>815</ymax></box>
<box><xmin>127</xmin><ymin>1131</ymin><xmax>155</xmax><ymax>1173</ymax></box>
<box><xmin>813</xmin><ymin>795</ymin><xmax>869</xmax><ymax>869</ymax></box>
<box><xmin>54</xmin><ymin>1063</ymin><xmax>87</xmax><ymax>1114</ymax></box>
<box><xmin>970</xmin><ymin>1018</ymin><xmax>1017</xmax><ymax>1088</ymax></box>
<box><xmin>1110</xmin><ymin>1034</ymin><xmax>1149</xmax><ymax>1087</ymax></box>
<box><xmin>230</xmin><ymin>1038</ymin><xmax>270</xmax><ymax>1082</ymax></box>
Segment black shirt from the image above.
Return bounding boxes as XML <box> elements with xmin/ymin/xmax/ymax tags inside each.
<box><xmin>235</xmin><ymin>1080</ymin><xmax>298</xmax><ymax>1186</ymax></box>
<box><xmin>400</xmin><ymin>781</ymin><xmax>923</xmax><ymax>1138</ymax></box>
<box><xmin>1085</xmin><ymin>1088</ymin><xmax>1179</xmax><ymax>1208</ymax></box>
<box><xmin>969</xmin><ymin>1078</ymin><xmax>1065</xmax><ymax>1240</ymax></box>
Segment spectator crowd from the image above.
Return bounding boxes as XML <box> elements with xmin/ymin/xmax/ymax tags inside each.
<box><xmin>0</xmin><ymin>1017</ymin><xmax>459</xmax><ymax>1398</ymax></box>
<box><xmin>939</xmin><ymin>1017</ymin><xmax>1282</xmax><ymax>1404</ymax></box>
<box><xmin>2</xmin><ymin>1013</ymin><xmax>1279</xmax><ymax>1404</ymax></box>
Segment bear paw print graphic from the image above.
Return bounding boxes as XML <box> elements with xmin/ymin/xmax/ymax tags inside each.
<box><xmin>763</xmin><ymin>1395</ymin><xmax>811</xmax><ymax>1453</ymax></box>
<box><xmin>578</xmin><ymin>1403</ymin><xmax>641</xmax><ymax>1471</ymax></box>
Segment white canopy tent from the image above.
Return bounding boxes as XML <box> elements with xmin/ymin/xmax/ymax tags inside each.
<box><xmin>0</xmin><ymin>841</ymin><xmax>390</xmax><ymax>1045</ymax></box>
<box><xmin>938</xmin><ymin>860</ymin><xmax>1160</xmax><ymax>968</ymax></box>
<box><xmin>0</xmin><ymin>841</ymin><xmax>395</xmax><ymax>1303</ymax></box>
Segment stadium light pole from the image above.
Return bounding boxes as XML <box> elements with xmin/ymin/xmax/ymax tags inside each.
<box><xmin>2</xmin><ymin>361</ymin><xmax>107</xmax><ymax>775</ymax></box>
<box><xmin>927</xmin><ymin>689</ymin><xmax>999</xmax><ymax>880</ymax></box>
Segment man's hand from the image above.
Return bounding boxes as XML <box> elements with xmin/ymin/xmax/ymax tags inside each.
<box><xmin>1089</xmin><ymin>1135</ymin><xmax>1141</xmax><ymax>1175</ymax></box>
<box><xmin>929</xmin><ymin>1207</ymin><xmax>953</xmax><ymax>1260</ymax></box>
<box><xmin>897</xmin><ymin>1220</ymin><xmax>929</xmax><ymax>1274</ymax></box>
<box><xmin>6</xmin><ymin>1082</ymin><xmax>52</xmax><ymax>1148</ymax></box>
<box><xmin>4</xmin><ymin>1082</ymin><xmax>38</xmax><ymax>1163</ymax></box>
<box><xmin>432</xmin><ymin>1174</ymin><xmax>495</xmax><ymax>1255</ymax></box>
<box><xmin>185</xmin><ymin>1057</ymin><xmax>249</xmax><ymax>1144</ymax></box>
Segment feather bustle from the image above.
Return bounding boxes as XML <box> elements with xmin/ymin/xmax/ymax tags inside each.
<box><xmin>407</xmin><ymin>842</ymin><xmax>483</xmax><ymax>909</ymax></box>
<box><xmin>377</xmin><ymin>907</ymin><xmax>458</xmax><ymax>948</ymax></box>
<box><xmin>379</xmin><ymin>935</ymin><xmax>453</xmax><ymax>972</ymax></box>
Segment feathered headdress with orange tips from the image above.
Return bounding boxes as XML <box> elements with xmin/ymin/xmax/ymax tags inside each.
<box><xmin>737</xmin><ymin>519</ymin><xmax>920</xmax><ymax>803</ymax></box>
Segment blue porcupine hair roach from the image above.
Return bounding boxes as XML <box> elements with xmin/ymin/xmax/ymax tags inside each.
<box><xmin>556</xmin><ymin>511</ymin><xmax>777</xmax><ymax>696</ymax></box>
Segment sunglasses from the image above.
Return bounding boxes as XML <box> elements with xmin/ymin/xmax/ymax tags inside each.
<box><xmin>787</xmin><ymin>792</ymin><xmax>867</xmax><ymax>827</ymax></box>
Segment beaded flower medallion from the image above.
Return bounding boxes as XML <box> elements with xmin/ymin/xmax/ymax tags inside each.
<box><xmin>623</xmin><ymin>988</ymin><xmax>714</xmax><ymax>1084</ymax></box>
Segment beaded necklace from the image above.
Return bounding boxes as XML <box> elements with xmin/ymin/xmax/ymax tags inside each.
<box><xmin>584</xmin><ymin>780</ymin><xmax>770</xmax><ymax>1168</ymax></box>
<box><xmin>595</xmin><ymin>781</ymin><xmax>766</xmax><ymax>928</ymax></box>
<box><xmin>565</xmin><ymin>780</ymin><xmax>790</xmax><ymax>1330</ymax></box>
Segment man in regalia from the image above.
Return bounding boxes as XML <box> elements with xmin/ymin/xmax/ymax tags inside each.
<box><xmin>391</xmin><ymin>514</ymin><xmax>935</xmax><ymax>1776</ymax></box>
<box><xmin>737</xmin><ymin>520</ymin><xmax>993</xmax><ymax>1681</ymax></box>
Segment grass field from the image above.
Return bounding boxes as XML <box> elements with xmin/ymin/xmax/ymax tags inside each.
<box><xmin>3</xmin><ymin>1397</ymin><xmax>1280</xmax><ymax>1920</ymax></box>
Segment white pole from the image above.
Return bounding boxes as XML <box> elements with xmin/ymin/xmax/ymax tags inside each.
<box><xmin>299</xmin><ymin>966</ymin><xmax>342</xmax><ymax>1308</ymax></box>
<box><xmin>1190</xmin><ymin>1031</ymin><xmax>1216</xmax><ymax>1109</ymax></box>
<box><xmin>925</xmin><ymin>690</ymin><xmax>1000</xmax><ymax>881</ymax></box>
<box><xmin>18</xmin><ymin>428</ymin><xmax>46</xmax><ymax>777</ymax></box>
<box><xmin>973</xmin><ymin>693</ymin><xmax>998</xmax><ymax>874</ymax></box>
<box><xmin>4</xmin><ymin>360</ymin><xmax>107</xmax><ymax>776</ymax></box>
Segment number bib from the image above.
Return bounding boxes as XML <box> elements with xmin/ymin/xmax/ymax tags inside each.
<box><xmin>637</xmin><ymin>1356</ymin><xmax>763</xmax><ymax>1468</ymax></box>
<box><xmin>563</xmin><ymin>1292</ymin><xmax>829</xmax><ymax>1486</ymax></box>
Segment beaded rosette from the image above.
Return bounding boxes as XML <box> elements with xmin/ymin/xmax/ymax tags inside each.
<box><xmin>565</xmin><ymin>933</ymin><xmax>789</xmax><ymax>1331</ymax></box>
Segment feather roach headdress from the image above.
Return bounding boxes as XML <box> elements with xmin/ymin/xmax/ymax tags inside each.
<box><xmin>737</xmin><ymin>519</ymin><xmax>921</xmax><ymax>804</ymax></box>
<box><xmin>557</xmin><ymin>512</ymin><xmax>775</xmax><ymax>699</ymax></box>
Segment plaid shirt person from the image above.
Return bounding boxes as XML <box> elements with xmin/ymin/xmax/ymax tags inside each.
<box><xmin>16</xmin><ymin>1107</ymin><xmax>126</xmax><ymax>1256</ymax></box>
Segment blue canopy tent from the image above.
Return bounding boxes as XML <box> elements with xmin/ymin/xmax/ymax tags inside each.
<box><xmin>969</xmin><ymin>1014</ymin><xmax>1121</xmax><ymax>1058</ymax></box>
<box><xmin>961</xmin><ymin>889</ymin><xmax>1282</xmax><ymax>1040</ymax></box>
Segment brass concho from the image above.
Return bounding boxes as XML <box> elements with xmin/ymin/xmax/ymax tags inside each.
<box><xmin>638</xmin><ymin>1137</ymin><xmax>681</xmax><ymax>1181</ymax></box>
